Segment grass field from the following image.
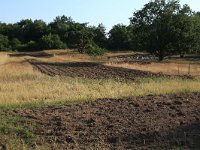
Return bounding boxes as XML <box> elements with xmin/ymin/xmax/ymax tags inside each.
<box><xmin>0</xmin><ymin>50</ymin><xmax>200</xmax><ymax>149</ymax></box>
<box><xmin>106</xmin><ymin>62</ymin><xmax>200</xmax><ymax>76</ymax></box>
<box><xmin>0</xmin><ymin>51</ymin><xmax>200</xmax><ymax>108</ymax></box>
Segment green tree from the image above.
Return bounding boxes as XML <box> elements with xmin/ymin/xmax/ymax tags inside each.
<box><xmin>191</xmin><ymin>12</ymin><xmax>200</xmax><ymax>53</ymax></box>
<box><xmin>0</xmin><ymin>34</ymin><xmax>10</xmax><ymax>51</ymax></box>
<box><xmin>108</xmin><ymin>24</ymin><xmax>132</xmax><ymax>50</ymax></box>
<box><xmin>17</xmin><ymin>19</ymin><xmax>34</xmax><ymax>43</ymax></box>
<box><xmin>10</xmin><ymin>38</ymin><xmax>22</xmax><ymax>50</ymax></box>
<box><xmin>130</xmin><ymin>0</ymin><xmax>196</xmax><ymax>61</ymax></box>
<box><xmin>171</xmin><ymin>4</ymin><xmax>196</xmax><ymax>57</ymax></box>
<box><xmin>92</xmin><ymin>24</ymin><xmax>108</xmax><ymax>48</ymax></box>
<box><xmin>39</xmin><ymin>34</ymin><xmax>67</xmax><ymax>50</ymax></box>
<box><xmin>49</xmin><ymin>15</ymin><xmax>72</xmax><ymax>44</ymax></box>
<box><xmin>67</xmin><ymin>23</ymin><xmax>94</xmax><ymax>53</ymax></box>
<box><xmin>31</xmin><ymin>20</ymin><xmax>49</xmax><ymax>41</ymax></box>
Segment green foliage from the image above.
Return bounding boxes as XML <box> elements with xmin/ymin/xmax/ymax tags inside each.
<box><xmin>108</xmin><ymin>24</ymin><xmax>132</xmax><ymax>50</ymax></box>
<box><xmin>192</xmin><ymin>12</ymin><xmax>200</xmax><ymax>53</ymax></box>
<box><xmin>130</xmin><ymin>0</ymin><xmax>199</xmax><ymax>61</ymax></box>
<box><xmin>26</xmin><ymin>41</ymin><xmax>38</xmax><ymax>51</ymax></box>
<box><xmin>85</xmin><ymin>44</ymin><xmax>107</xmax><ymax>56</ymax></box>
<box><xmin>0</xmin><ymin>34</ymin><xmax>10</xmax><ymax>51</ymax></box>
<box><xmin>39</xmin><ymin>34</ymin><xmax>67</xmax><ymax>50</ymax></box>
<box><xmin>67</xmin><ymin>23</ymin><xmax>94</xmax><ymax>52</ymax></box>
<box><xmin>10</xmin><ymin>38</ymin><xmax>22</xmax><ymax>50</ymax></box>
<box><xmin>0</xmin><ymin>115</ymin><xmax>35</xmax><ymax>144</ymax></box>
<box><xmin>0</xmin><ymin>9</ymin><xmax>200</xmax><ymax>54</ymax></box>
<box><xmin>49</xmin><ymin>16</ymin><xmax>95</xmax><ymax>52</ymax></box>
<box><xmin>91</xmin><ymin>23</ymin><xmax>108</xmax><ymax>48</ymax></box>
<box><xmin>49</xmin><ymin>15</ymin><xmax>72</xmax><ymax>45</ymax></box>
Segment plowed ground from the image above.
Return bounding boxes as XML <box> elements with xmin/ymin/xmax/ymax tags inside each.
<box><xmin>7</xmin><ymin>92</ymin><xmax>200</xmax><ymax>150</ymax></box>
<box><xmin>28</xmin><ymin>60</ymin><xmax>161</xmax><ymax>80</ymax></box>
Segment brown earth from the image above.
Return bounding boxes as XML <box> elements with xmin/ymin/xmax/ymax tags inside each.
<box><xmin>6</xmin><ymin>92</ymin><xmax>200</xmax><ymax>150</ymax></box>
<box><xmin>28</xmin><ymin>60</ymin><xmax>166</xmax><ymax>80</ymax></box>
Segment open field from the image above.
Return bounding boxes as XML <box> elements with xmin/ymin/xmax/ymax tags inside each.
<box><xmin>3</xmin><ymin>92</ymin><xmax>199</xmax><ymax>149</ymax></box>
<box><xmin>0</xmin><ymin>50</ymin><xmax>200</xmax><ymax>149</ymax></box>
<box><xmin>0</xmin><ymin>51</ymin><xmax>200</xmax><ymax>107</ymax></box>
<box><xmin>106</xmin><ymin>62</ymin><xmax>200</xmax><ymax>76</ymax></box>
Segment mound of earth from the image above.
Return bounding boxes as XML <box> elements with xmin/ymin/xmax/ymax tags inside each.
<box><xmin>8</xmin><ymin>92</ymin><xmax>200</xmax><ymax>149</ymax></box>
<box><xmin>28</xmin><ymin>60</ymin><xmax>162</xmax><ymax>80</ymax></box>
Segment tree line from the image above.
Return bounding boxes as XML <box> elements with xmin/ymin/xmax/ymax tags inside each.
<box><xmin>0</xmin><ymin>0</ymin><xmax>200</xmax><ymax>60</ymax></box>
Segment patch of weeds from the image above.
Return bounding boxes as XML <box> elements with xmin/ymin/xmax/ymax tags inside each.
<box><xmin>0</xmin><ymin>115</ymin><xmax>36</xmax><ymax>147</ymax></box>
<box><xmin>0</xmin><ymin>99</ymin><xmax>46</xmax><ymax>110</ymax></box>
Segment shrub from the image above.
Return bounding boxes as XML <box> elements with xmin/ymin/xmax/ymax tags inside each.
<box><xmin>10</xmin><ymin>38</ymin><xmax>22</xmax><ymax>51</ymax></box>
<box><xmin>85</xmin><ymin>44</ymin><xmax>106</xmax><ymax>56</ymax></box>
<box><xmin>0</xmin><ymin>34</ymin><xmax>10</xmax><ymax>51</ymax></box>
<box><xmin>39</xmin><ymin>34</ymin><xmax>67</xmax><ymax>50</ymax></box>
<box><xmin>17</xmin><ymin>41</ymin><xmax>38</xmax><ymax>52</ymax></box>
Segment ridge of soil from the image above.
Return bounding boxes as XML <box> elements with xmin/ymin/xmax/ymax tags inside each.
<box><xmin>7</xmin><ymin>92</ymin><xmax>200</xmax><ymax>150</ymax></box>
<box><xmin>28</xmin><ymin>60</ymin><xmax>166</xmax><ymax>80</ymax></box>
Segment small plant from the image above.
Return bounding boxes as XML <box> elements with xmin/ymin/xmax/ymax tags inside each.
<box><xmin>85</xmin><ymin>44</ymin><xmax>106</xmax><ymax>56</ymax></box>
<box><xmin>0</xmin><ymin>115</ymin><xmax>35</xmax><ymax>145</ymax></box>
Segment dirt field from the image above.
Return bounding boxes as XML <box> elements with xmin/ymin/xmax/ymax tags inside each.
<box><xmin>1</xmin><ymin>51</ymin><xmax>200</xmax><ymax>149</ymax></box>
<box><xmin>28</xmin><ymin>59</ymin><xmax>161</xmax><ymax>80</ymax></box>
<box><xmin>3</xmin><ymin>92</ymin><xmax>199</xmax><ymax>150</ymax></box>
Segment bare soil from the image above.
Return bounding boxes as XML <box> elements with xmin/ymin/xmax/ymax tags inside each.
<box><xmin>28</xmin><ymin>60</ymin><xmax>161</xmax><ymax>80</ymax></box>
<box><xmin>6</xmin><ymin>92</ymin><xmax>200</xmax><ymax>150</ymax></box>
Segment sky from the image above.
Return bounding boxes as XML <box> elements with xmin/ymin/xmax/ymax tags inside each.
<box><xmin>0</xmin><ymin>0</ymin><xmax>199</xmax><ymax>31</ymax></box>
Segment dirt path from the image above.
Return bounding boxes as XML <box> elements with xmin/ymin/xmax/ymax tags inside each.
<box><xmin>9</xmin><ymin>92</ymin><xmax>200</xmax><ymax>149</ymax></box>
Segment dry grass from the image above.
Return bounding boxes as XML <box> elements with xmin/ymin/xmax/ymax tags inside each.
<box><xmin>106</xmin><ymin>62</ymin><xmax>200</xmax><ymax>76</ymax></box>
<box><xmin>0</xmin><ymin>53</ymin><xmax>9</xmax><ymax>65</ymax></box>
<box><xmin>0</xmin><ymin>52</ymin><xmax>200</xmax><ymax>108</ymax></box>
<box><xmin>1</xmin><ymin>51</ymin><xmax>200</xmax><ymax>150</ymax></box>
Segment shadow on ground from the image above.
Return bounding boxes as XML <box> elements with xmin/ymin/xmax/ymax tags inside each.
<box><xmin>5</xmin><ymin>92</ymin><xmax>200</xmax><ymax>149</ymax></box>
<box><xmin>9</xmin><ymin>52</ymin><xmax>54</xmax><ymax>58</ymax></box>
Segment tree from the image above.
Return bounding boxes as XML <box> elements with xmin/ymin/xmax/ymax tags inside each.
<box><xmin>108</xmin><ymin>24</ymin><xmax>132</xmax><ymax>50</ymax></box>
<box><xmin>31</xmin><ymin>20</ymin><xmax>49</xmax><ymax>41</ymax></box>
<box><xmin>17</xmin><ymin>19</ymin><xmax>34</xmax><ymax>43</ymax></box>
<box><xmin>191</xmin><ymin>12</ymin><xmax>200</xmax><ymax>53</ymax></box>
<box><xmin>10</xmin><ymin>38</ymin><xmax>22</xmax><ymax>50</ymax></box>
<box><xmin>67</xmin><ymin>23</ymin><xmax>94</xmax><ymax>52</ymax></box>
<box><xmin>49</xmin><ymin>15</ymin><xmax>72</xmax><ymax>44</ymax></box>
<box><xmin>130</xmin><ymin>0</ymin><xmax>196</xmax><ymax>61</ymax></box>
<box><xmin>91</xmin><ymin>24</ymin><xmax>108</xmax><ymax>48</ymax></box>
<box><xmin>0</xmin><ymin>34</ymin><xmax>10</xmax><ymax>51</ymax></box>
<box><xmin>39</xmin><ymin>34</ymin><xmax>67</xmax><ymax>50</ymax></box>
<box><xmin>171</xmin><ymin>4</ymin><xmax>196</xmax><ymax>57</ymax></box>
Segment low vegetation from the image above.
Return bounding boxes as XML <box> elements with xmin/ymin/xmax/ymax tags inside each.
<box><xmin>1</xmin><ymin>1</ymin><xmax>200</xmax><ymax>60</ymax></box>
<box><xmin>0</xmin><ymin>53</ymin><xmax>199</xmax><ymax>109</ymax></box>
<box><xmin>106</xmin><ymin>62</ymin><xmax>200</xmax><ymax>76</ymax></box>
<box><xmin>0</xmin><ymin>49</ymin><xmax>199</xmax><ymax>149</ymax></box>
<box><xmin>0</xmin><ymin>114</ymin><xmax>50</xmax><ymax>150</ymax></box>
<box><xmin>0</xmin><ymin>0</ymin><xmax>200</xmax><ymax>149</ymax></box>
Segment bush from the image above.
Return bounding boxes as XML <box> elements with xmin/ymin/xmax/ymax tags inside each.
<box><xmin>39</xmin><ymin>34</ymin><xmax>67</xmax><ymax>50</ymax></box>
<box><xmin>10</xmin><ymin>38</ymin><xmax>22</xmax><ymax>51</ymax></box>
<box><xmin>0</xmin><ymin>34</ymin><xmax>10</xmax><ymax>51</ymax></box>
<box><xmin>26</xmin><ymin>41</ymin><xmax>38</xmax><ymax>51</ymax></box>
<box><xmin>85</xmin><ymin>44</ymin><xmax>106</xmax><ymax>56</ymax></box>
<box><xmin>17</xmin><ymin>41</ymin><xmax>39</xmax><ymax>52</ymax></box>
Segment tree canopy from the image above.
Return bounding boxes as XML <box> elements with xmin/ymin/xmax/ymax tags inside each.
<box><xmin>0</xmin><ymin>1</ymin><xmax>200</xmax><ymax>60</ymax></box>
<box><xmin>130</xmin><ymin>0</ymin><xmax>200</xmax><ymax>61</ymax></box>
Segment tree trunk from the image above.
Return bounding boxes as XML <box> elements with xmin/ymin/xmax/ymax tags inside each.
<box><xmin>180</xmin><ymin>53</ymin><xmax>185</xmax><ymax>58</ymax></box>
<box><xmin>158</xmin><ymin>50</ymin><xmax>164</xmax><ymax>61</ymax></box>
